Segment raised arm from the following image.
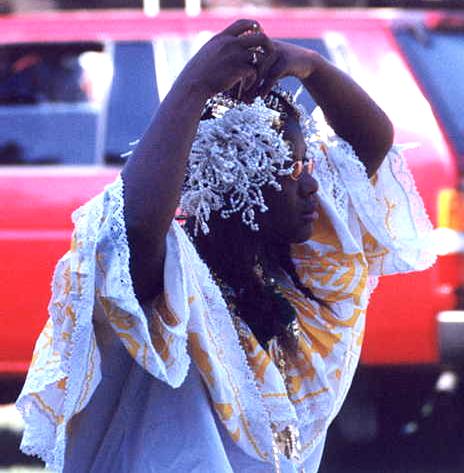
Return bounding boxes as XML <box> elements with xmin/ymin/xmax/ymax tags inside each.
<box><xmin>256</xmin><ymin>41</ymin><xmax>394</xmax><ymax>177</ymax></box>
<box><xmin>121</xmin><ymin>20</ymin><xmax>271</xmax><ymax>303</ymax></box>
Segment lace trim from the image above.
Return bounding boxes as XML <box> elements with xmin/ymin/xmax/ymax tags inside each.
<box><xmin>232</xmin><ymin>317</ymin><xmax>297</xmax><ymax>432</ymax></box>
<box><xmin>107</xmin><ymin>177</ymin><xmax>192</xmax><ymax>386</ymax></box>
<box><xmin>107</xmin><ymin>177</ymin><xmax>136</xmax><ymax>300</ymax></box>
<box><xmin>309</xmin><ymin>108</ymin><xmax>350</xmax><ymax>225</ymax></box>
<box><xmin>177</xmin><ymin>224</ymin><xmax>279</xmax><ymax>461</ymax></box>
<box><xmin>388</xmin><ymin>145</ymin><xmax>434</xmax><ymax>236</ymax></box>
<box><xmin>328</xmin><ymin>139</ymin><xmax>435</xmax><ymax>273</ymax></box>
<box><xmin>182</xmin><ymin>218</ymin><xmax>367</xmax><ymax>466</ymax></box>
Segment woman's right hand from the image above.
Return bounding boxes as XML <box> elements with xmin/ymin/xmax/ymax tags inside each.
<box><xmin>180</xmin><ymin>19</ymin><xmax>273</xmax><ymax>99</ymax></box>
<box><xmin>123</xmin><ymin>20</ymin><xmax>273</xmax><ymax>304</ymax></box>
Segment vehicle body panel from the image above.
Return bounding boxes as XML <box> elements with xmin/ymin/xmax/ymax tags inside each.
<box><xmin>0</xmin><ymin>9</ymin><xmax>460</xmax><ymax>373</ymax></box>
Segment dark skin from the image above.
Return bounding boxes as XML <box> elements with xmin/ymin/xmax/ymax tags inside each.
<box><xmin>258</xmin><ymin>114</ymin><xmax>319</xmax><ymax>246</ymax></box>
<box><xmin>121</xmin><ymin>19</ymin><xmax>394</xmax><ymax>304</ymax></box>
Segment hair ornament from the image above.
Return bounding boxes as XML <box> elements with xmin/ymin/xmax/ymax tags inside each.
<box><xmin>180</xmin><ymin>86</ymin><xmax>324</xmax><ymax>236</ymax></box>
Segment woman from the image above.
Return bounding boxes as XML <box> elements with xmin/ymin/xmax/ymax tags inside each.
<box><xmin>17</xmin><ymin>19</ymin><xmax>435</xmax><ymax>473</ymax></box>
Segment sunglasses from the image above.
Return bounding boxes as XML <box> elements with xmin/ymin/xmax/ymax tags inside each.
<box><xmin>290</xmin><ymin>158</ymin><xmax>315</xmax><ymax>181</ymax></box>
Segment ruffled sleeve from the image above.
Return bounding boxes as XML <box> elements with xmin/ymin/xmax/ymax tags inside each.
<box><xmin>280</xmin><ymin>114</ymin><xmax>437</xmax><ymax>463</ymax></box>
<box><xmin>295</xmin><ymin>108</ymin><xmax>436</xmax><ymax>292</ymax></box>
<box><xmin>16</xmin><ymin>176</ymin><xmax>192</xmax><ymax>472</ymax></box>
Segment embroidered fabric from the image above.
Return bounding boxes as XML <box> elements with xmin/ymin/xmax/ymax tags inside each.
<box><xmin>16</xmin><ymin>192</ymin><xmax>105</xmax><ymax>471</ymax></box>
<box><xmin>169</xmin><ymin>220</ymin><xmax>283</xmax><ymax>460</ymax></box>
<box><xmin>309</xmin><ymin>106</ymin><xmax>435</xmax><ymax>275</ymax></box>
<box><xmin>101</xmin><ymin>181</ymin><xmax>191</xmax><ymax>388</ymax></box>
<box><xmin>16</xmin><ymin>118</ymin><xmax>436</xmax><ymax>473</ymax></box>
<box><xmin>308</xmin><ymin>108</ymin><xmax>350</xmax><ymax>225</ymax></box>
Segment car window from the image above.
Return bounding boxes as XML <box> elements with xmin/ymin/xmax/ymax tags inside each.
<box><xmin>104</xmin><ymin>41</ymin><xmax>159</xmax><ymax>165</ymax></box>
<box><xmin>0</xmin><ymin>42</ymin><xmax>112</xmax><ymax>165</ymax></box>
<box><xmin>394</xmin><ymin>23</ymin><xmax>464</xmax><ymax>171</ymax></box>
<box><xmin>276</xmin><ymin>38</ymin><xmax>330</xmax><ymax>114</ymax></box>
<box><xmin>0</xmin><ymin>37</ymin><xmax>329</xmax><ymax>167</ymax></box>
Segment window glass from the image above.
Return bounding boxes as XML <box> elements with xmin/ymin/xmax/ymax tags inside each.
<box><xmin>0</xmin><ymin>42</ymin><xmax>112</xmax><ymax>165</ymax></box>
<box><xmin>104</xmin><ymin>41</ymin><xmax>159</xmax><ymax>165</ymax></box>
<box><xmin>394</xmin><ymin>25</ymin><xmax>464</xmax><ymax>170</ymax></box>
<box><xmin>276</xmin><ymin>38</ymin><xmax>330</xmax><ymax>114</ymax></box>
<box><xmin>0</xmin><ymin>37</ymin><xmax>329</xmax><ymax>167</ymax></box>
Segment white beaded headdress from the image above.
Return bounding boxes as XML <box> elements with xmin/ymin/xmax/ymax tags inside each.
<box><xmin>181</xmin><ymin>87</ymin><xmax>317</xmax><ymax>235</ymax></box>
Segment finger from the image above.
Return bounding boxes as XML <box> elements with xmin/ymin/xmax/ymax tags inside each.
<box><xmin>258</xmin><ymin>67</ymin><xmax>284</xmax><ymax>98</ymax></box>
<box><xmin>233</xmin><ymin>49</ymin><xmax>259</xmax><ymax>70</ymax></box>
<box><xmin>256</xmin><ymin>49</ymin><xmax>279</xmax><ymax>84</ymax></box>
<box><xmin>222</xmin><ymin>19</ymin><xmax>261</xmax><ymax>37</ymax></box>
<box><xmin>237</xmin><ymin>32</ymin><xmax>272</xmax><ymax>52</ymax></box>
<box><xmin>245</xmin><ymin>61</ymin><xmax>276</xmax><ymax>98</ymax></box>
<box><xmin>233</xmin><ymin>51</ymin><xmax>260</xmax><ymax>79</ymax></box>
<box><xmin>258</xmin><ymin>77</ymin><xmax>278</xmax><ymax>98</ymax></box>
<box><xmin>243</xmin><ymin>73</ymin><xmax>257</xmax><ymax>91</ymax></box>
<box><xmin>250</xmin><ymin>55</ymin><xmax>282</xmax><ymax>97</ymax></box>
<box><xmin>228</xmin><ymin>66</ymin><xmax>258</xmax><ymax>100</ymax></box>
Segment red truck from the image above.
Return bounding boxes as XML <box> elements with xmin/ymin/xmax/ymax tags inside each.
<box><xmin>0</xmin><ymin>8</ymin><xmax>463</xmax><ymax>465</ymax></box>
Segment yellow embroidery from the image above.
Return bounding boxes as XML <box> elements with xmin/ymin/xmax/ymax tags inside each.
<box><xmin>299</xmin><ymin>319</ymin><xmax>342</xmax><ymax>359</ymax></box>
<box><xmin>198</xmin><ymin>309</ymin><xmax>268</xmax><ymax>460</ymax></box>
<box><xmin>231</xmin><ymin>427</ymin><xmax>241</xmax><ymax>442</ymax></box>
<box><xmin>319</xmin><ymin>306</ymin><xmax>363</xmax><ymax>329</ymax></box>
<box><xmin>110</xmin><ymin>308</ymin><xmax>136</xmax><ymax>330</ymax></box>
<box><xmin>214</xmin><ymin>403</ymin><xmax>234</xmax><ymax>421</ymax></box>
<box><xmin>77</xmin><ymin>335</ymin><xmax>97</xmax><ymax>411</ymax></box>
<box><xmin>248</xmin><ymin>349</ymin><xmax>271</xmax><ymax>384</ymax></box>
<box><xmin>65</xmin><ymin>305</ymin><xmax>77</xmax><ymax>326</ymax></box>
<box><xmin>286</xmin><ymin>343</ymin><xmax>316</xmax><ymax>392</ymax></box>
<box><xmin>304</xmin><ymin>208</ymin><xmax>341</xmax><ymax>250</ymax></box>
<box><xmin>292</xmin><ymin>387</ymin><xmax>329</xmax><ymax>405</ymax></box>
<box><xmin>384</xmin><ymin>197</ymin><xmax>397</xmax><ymax>239</ymax></box>
<box><xmin>189</xmin><ymin>332</ymin><xmax>215</xmax><ymax>387</ymax></box>
<box><xmin>57</xmin><ymin>378</ymin><xmax>67</xmax><ymax>390</ymax></box>
<box><xmin>363</xmin><ymin>231</ymin><xmax>389</xmax><ymax>273</ymax></box>
<box><xmin>118</xmin><ymin>333</ymin><xmax>140</xmax><ymax>358</ymax></box>
<box><xmin>63</xmin><ymin>265</ymin><xmax>72</xmax><ymax>297</ymax></box>
<box><xmin>241</xmin><ymin>332</ymin><xmax>259</xmax><ymax>353</ymax></box>
<box><xmin>153</xmin><ymin>293</ymin><xmax>181</xmax><ymax>327</ymax></box>
<box><xmin>261</xmin><ymin>392</ymin><xmax>289</xmax><ymax>399</ymax></box>
<box><xmin>149</xmin><ymin>315</ymin><xmax>171</xmax><ymax>363</ymax></box>
<box><xmin>31</xmin><ymin>393</ymin><xmax>64</xmax><ymax>425</ymax></box>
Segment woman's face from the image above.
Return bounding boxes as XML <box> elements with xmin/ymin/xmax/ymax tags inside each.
<box><xmin>258</xmin><ymin>114</ymin><xmax>319</xmax><ymax>244</ymax></box>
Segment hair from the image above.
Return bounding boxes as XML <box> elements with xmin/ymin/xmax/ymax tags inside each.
<box><xmin>185</xmin><ymin>209</ymin><xmax>322</xmax><ymax>346</ymax></box>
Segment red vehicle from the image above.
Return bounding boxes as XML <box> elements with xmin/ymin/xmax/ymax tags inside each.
<box><xmin>0</xmin><ymin>8</ymin><xmax>463</xmax><ymax>463</ymax></box>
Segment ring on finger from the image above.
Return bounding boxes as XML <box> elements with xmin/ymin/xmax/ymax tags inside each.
<box><xmin>250</xmin><ymin>51</ymin><xmax>258</xmax><ymax>66</ymax></box>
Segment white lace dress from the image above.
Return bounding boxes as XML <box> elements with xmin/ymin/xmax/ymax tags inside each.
<box><xmin>16</xmin><ymin>129</ymin><xmax>436</xmax><ymax>473</ymax></box>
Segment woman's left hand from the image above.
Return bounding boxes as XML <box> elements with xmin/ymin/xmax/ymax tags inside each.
<box><xmin>251</xmin><ymin>41</ymin><xmax>322</xmax><ymax>98</ymax></box>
